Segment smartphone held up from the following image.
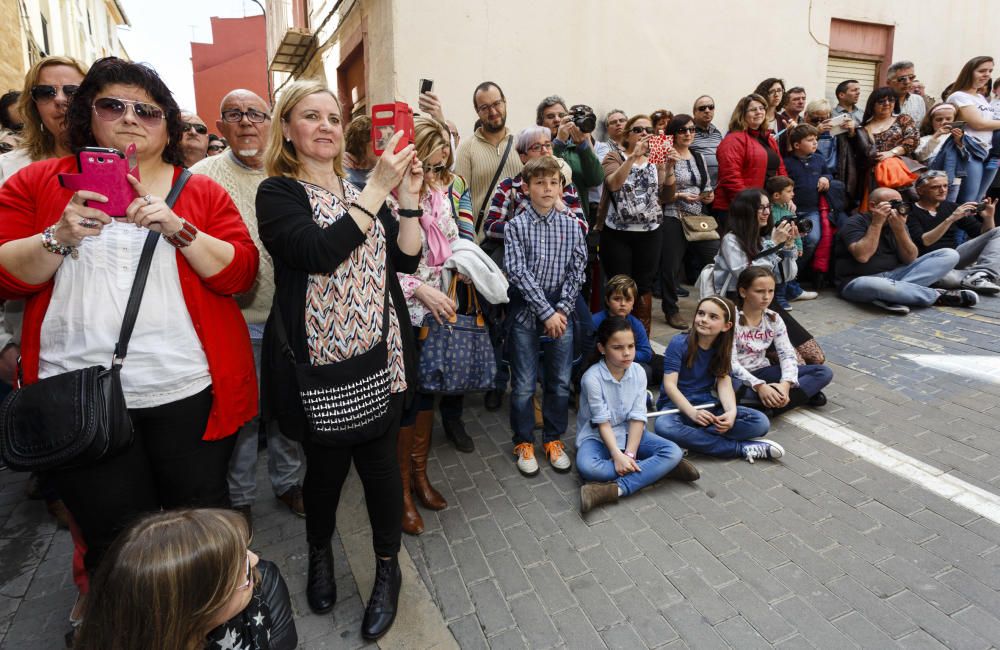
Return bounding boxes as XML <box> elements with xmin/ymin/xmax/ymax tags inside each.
<box><xmin>58</xmin><ymin>143</ymin><xmax>139</xmax><ymax>218</ymax></box>
<box><xmin>371</xmin><ymin>102</ymin><xmax>415</xmax><ymax>156</ymax></box>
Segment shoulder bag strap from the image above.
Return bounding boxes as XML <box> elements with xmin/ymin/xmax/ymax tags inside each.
<box><xmin>692</xmin><ymin>152</ymin><xmax>709</xmax><ymax>192</ymax></box>
<box><xmin>475</xmin><ymin>135</ymin><xmax>514</xmax><ymax>233</ymax></box>
<box><xmin>113</xmin><ymin>170</ymin><xmax>192</xmax><ymax>364</ymax></box>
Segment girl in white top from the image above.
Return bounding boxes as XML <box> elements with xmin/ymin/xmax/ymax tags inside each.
<box><xmin>732</xmin><ymin>267</ymin><xmax>832</xmax><ymax>413</ymax></box>
<box><xmin>946</xmin><ymin>56</ymin><xmax>1000</xmax><ymax>202</ymax></box>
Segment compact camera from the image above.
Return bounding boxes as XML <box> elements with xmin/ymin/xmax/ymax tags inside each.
<box><xmin>888</xmin><ymin>199</ymin><xmax>911</xmax><ymax>216</ymax></box>
<box><xmin>569</xmin><ymin>104</ymin><xmax>596</xmax><ymax>134</ymax></box>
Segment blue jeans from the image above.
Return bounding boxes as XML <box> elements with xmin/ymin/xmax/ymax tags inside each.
<box><xmin>576</xmin><ymin>434</ymin><xmax>682</xmax><ymax>497</ymax></box>
<box><xmin>739</xmin><ymin>364</ymin><xmax>833</xmax><ymax>398</ymax></box>
<box><xmin>957</xmin><ymin>158</ymin><xmax>998</xmax><ymax>203</ymax></box>
<box><xmin>509</xmin><ymin>319</ymin><xmax>574</xmax><ymax>444</ymax></box>
<box><xmin>653</xmin><ymin>405</ymin><xmax>770</xmax><ymax>458</ymax></box>
<box><xmin>840</xmin><ymin>249</ymin><xmax>959</xmax><ymax>307</ymax></box>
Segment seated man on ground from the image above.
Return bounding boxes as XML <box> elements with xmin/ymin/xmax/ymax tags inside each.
<box><xmin>907</xmin><ymin>170</ymin><xmax>1000</xmax><ymax>295</ymax></box>
<box><xmin>834</xmin><ymin>187</ymin><xmax>974</xmax><ymax>314</ymax></box>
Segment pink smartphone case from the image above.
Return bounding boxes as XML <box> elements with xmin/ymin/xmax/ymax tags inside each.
<box><xmin>647</xmin><ymin>135</ymin><xmax>673</xmax><ymax>165</ymax></box>
<box><xmin>58</xmin><ymin>144</ymin><xmax>139</xmax><ymax>218</ymax></box>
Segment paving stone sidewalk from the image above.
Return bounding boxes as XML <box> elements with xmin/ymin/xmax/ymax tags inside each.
<box><xmin>2</xmin><ymin>291</ymin><xmax>1000</xmax><ymax>649</ymax></box>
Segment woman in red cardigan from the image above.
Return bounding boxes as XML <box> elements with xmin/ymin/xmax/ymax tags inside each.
<box><xmin>715</xmin><ymin>93</ymin><xmax>788</xmax><ymax>228</ymax></box>
<box><xmin>0</xmin><ymin>57</ymin><xmax>258</xmax><ymax>575</ymax></box>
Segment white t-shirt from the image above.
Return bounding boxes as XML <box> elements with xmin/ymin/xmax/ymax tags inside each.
<box><xmin>948</xmin><ymin>91</ymin><xmax>994</xmax><ymax>147</ymax></box>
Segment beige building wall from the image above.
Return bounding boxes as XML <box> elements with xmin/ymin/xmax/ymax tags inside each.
<box><xmin>380</xmin><ymin>0</ymin><xmax>1000</xmax><ymax>138</ymax></box>
<box><xmin>0</xmin><ymin>0</ymin><xmax>28</xmax><ymax>93</ymax></box>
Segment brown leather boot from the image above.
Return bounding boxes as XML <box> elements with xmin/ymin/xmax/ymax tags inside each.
<box><xmin>633</xmin><ymin>292</ymin><xmax>653</xmax><ymax>337</ymax></box>
<box><xmin>397</xmin><ymin>423</ymin><xmax>423</xmax><ymax>535</ymax></box>
<box><xmin>412</xmin><ymin>410</ymin><xmax>447</xmax><ymax>511</ymax></box>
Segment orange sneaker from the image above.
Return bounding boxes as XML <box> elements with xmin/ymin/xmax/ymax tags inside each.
<box><xmin>513</xmin><ymin>442</ymin><xmax>539</xmax><ymax>476</ymax></box>
<box><xmin>543</xmin><ymin>440</ymin><xmax>572</xmax><ymax>473</ymax></box>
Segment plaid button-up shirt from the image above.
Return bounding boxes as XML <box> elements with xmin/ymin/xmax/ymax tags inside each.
<box><xmin>504</xmin><ymin>201</ymin><xmax>588</xmax><ymax>329</ymax></box>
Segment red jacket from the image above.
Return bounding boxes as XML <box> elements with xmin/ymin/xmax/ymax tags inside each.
<box><xmin>0</xmin><ymin>157</ymin><xmax>259</xmax><ymax>441</ymax></box>
<box><xmin>715</xmin><ymin>130</ymin><xmax>788</xmax><ymax>211</ymax></box>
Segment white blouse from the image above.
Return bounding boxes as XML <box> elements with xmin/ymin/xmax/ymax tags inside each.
<box><xmin>38</xmin><ymin>219</ymin><xmax>211</xmax><ymax>408</ymax></box>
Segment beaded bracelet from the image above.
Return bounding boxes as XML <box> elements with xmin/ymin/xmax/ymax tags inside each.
<box><xmin>41</xmin><ymin>226</ymin><xmax>78</xmax><ymax>259</ymax></box>
<box><xmin>347</xmin><ymin>201</ymin><xmax>378</xmax><ymax>221</ymax></box>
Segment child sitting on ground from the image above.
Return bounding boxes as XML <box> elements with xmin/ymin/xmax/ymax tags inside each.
<box><xmin>592</xmin><ymin>274</ymin><xmax>663</xmax><ymax>389</ymax></box>
<box><xmin>576</xmin><ymin>317</ymin><xmax>699</xmax><ymax>513</ymax></box>
<box><xmin>732</xmin><ymin>267</ymin><xmax>833</xmax><ymax>413</ymax></box>
<box><xmin>504</xmin><ymin>155</ymin><xmax>589</xmax><ymax>478</ymax></box>
<box><xmin>652</xmin><ymin>295</ymin><xmax>783</xmax><ymax>464</ymax></box>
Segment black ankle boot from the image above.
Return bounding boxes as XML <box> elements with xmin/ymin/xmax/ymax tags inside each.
<box><xmin>361</xmin><ymin>555</ymin><xmax>402</xmax><ymax>640</ymax></box>
<box><xmin>307</xmin><ymin>542</ymin><xmax>336</xmax><ymax>614</ymax></box>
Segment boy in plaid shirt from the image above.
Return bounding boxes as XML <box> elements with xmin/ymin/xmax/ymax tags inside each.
<box><xmin>504</xmin><ymin>156</ymin><xmax>588</xmax><ymax>477</ymax></box>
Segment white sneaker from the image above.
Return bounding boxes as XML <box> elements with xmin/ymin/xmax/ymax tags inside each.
<box><xmin>743</xmin><ymin>440</ymin><xmax>785</xmax><ymax>464</ymax></box>
<box><xmin>961</xmin><ymin>271</ymin><xmax>1000</xmax><ymax>295</ymax></box>
<box><xmin>791</xmin><ymin>290</ymin><xmax>818</xmax><ymax>301</ymax></box>
<box><xmin>872</xmin><ymin>299</ymin><xmax>910</xmax><ymax>315</ymax></box>
<box><xmin>513</xmin><ymin>443</ymin><xmax>539</xmax><ymax>477</ymax></box>
<box><xmin>544</xmin><ymin>440</ymin><xmax>572</xmax><ymax>473</ymax></box>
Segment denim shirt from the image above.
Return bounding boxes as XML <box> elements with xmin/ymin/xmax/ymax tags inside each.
<box><xmin>576</xmin><ymin>360</ymin><xmax>647</xmax><ymax>449</ymax></box>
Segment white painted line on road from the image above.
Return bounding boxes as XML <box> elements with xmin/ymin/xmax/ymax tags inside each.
<box><xmin>902</xmin><ymin>353</ymin><xmax>1000</xmax><ymax>385</ymax></box>
<box><xmin>782</xmin><ymin>410</ymin><xmax>1000</xmax><ymax>524</ymax></box>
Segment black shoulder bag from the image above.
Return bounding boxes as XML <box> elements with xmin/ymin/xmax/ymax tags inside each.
<box><xmin>0</xmin><ymin>171</ymin><xmax>191</xmax><ymax>472</ymax></box>
<box><xmin>475</xmin><ymin>135</ymin><xmax>514</xmax><ymax>235</ymax></box>
<box><xmin>271</xmin><ymin>290</ymin><xmax>394</xmax><ymax>447</ymax></box>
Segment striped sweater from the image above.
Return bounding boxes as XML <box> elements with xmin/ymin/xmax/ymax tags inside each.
<box><xmin>455</xmin><ymin>128</ymin><xmax>524</xmax><ymax>237</ymax></box>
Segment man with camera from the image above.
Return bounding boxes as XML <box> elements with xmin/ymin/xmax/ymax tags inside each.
<box><xmin>907</xmin><ymin>170</ymin><xmax>1000</xmax><ymax>295</ymax></box>
<box><xmin>834</xmin><ymin>187</ymin><xmax>974</xmax><ymax>314</ymax></box>
<box><xmin>536</xmin><ymin>95</ymin><xmax>605</xmax><ymax>223</ymax></box>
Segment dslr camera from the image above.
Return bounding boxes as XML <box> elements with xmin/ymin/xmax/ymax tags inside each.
<box><xmin>778</xmin><ymin>216</ymin><xmax>814</xmax><ymax>235</ymax></box>
<box><xmin>569</xmin><ymin>104</ymin><xmax>596</xmax><ymax>134</ymax></box>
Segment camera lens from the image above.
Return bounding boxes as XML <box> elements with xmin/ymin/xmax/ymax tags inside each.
<box><xmin>795</xmin><ymin>217</ymin><xmax>813</xmax><ymax>235</ymax></box>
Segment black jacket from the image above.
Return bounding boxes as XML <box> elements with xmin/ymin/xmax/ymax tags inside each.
<box><xmin>255</xmin><ymin>176</ymin><xmax>419</xmax><ymax>442</ymax></box>
<box><xmin>208</xmin><ymin>559</ymin><xmax>297</xmax><ymax>649</ymax></box>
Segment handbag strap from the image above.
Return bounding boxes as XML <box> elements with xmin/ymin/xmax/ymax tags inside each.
<box><xmin>475</xmin><ymin>135</ymin><xmax>514</xmax><ymax>233</ymax></box>
<box><xmin>113</xmin><ymin>170</ymin><xmax>192</xmax><ymax>364</ymax></box>
<box><xmin>692</xmin><ymin>152</ymin><xmax>709</xmax><ymax>192</ymax></box>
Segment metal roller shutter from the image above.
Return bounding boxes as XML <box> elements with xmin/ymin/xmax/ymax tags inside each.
<box><xmin>825</xmin><ymin>57</ymin><xmax>879</xmax><ymax>106</ymax></box>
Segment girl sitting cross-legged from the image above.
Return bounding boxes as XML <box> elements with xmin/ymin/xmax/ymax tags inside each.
<box><xmin>576</xmin><ymin>317</ymin><xmax>699</xmax><ymax>514</ymax></box>
<box><xmin>652</xmin><ymin>296</ymin><xmax>784</xmax><ymax>464</ymax></box>
<box><xmin>732</xmin><ymin>267</ymin><xmax>833</xmax><ymax>414</ymax></box>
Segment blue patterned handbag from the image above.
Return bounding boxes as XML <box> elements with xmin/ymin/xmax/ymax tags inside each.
<box><xmin>418</xmin><ymin>280</ymin><xmax>496</xmax><ymax>395</ymax></box>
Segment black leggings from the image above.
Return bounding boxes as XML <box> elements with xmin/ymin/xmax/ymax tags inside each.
<box><xmin>303</xmin><ymin>394</ymin><xmax>403</xmax><ymax>557</ymax></box>
<box><xmin>54</xmin><ymin>386</ymin><xmax>234</xmax><ymax>574</ymax></box>
<box><xmin>599</xmin><ymin>226</ymin><xmax>661</xmax><ymax>295</ymax></box>
<box><xmin>658</xmin><ymin>217</ymin><xmax>720</xmax><ymax>314</ymax></box>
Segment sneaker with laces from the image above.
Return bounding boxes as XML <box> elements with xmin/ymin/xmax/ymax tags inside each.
<box><xmin>513</xmin><ymin>442</ymin><xmax>539</xmax><ymax>476</ymax></box>
<box><xmin>935</xmin><ymin>289</ymin><xmax>979</xmax><ymax>308</ymax></box>
<box><xmin>790</xmin><ymin>290</ymin><xmax>818</xmax><ymax>301</ymax></box>
<box><xmin>543</xmin><ymin>440</ymin><xmax>572</xmax><ymax>473</ymax></box>
<box><xmin>960</xmin><ymin>271</ymin><xmax>1000</xmax><ymax>295</ymax></box>
<box><xmin>742</xmin><ymin>440</ymin><xmax>785</xmax><ymax>464</ymax></box>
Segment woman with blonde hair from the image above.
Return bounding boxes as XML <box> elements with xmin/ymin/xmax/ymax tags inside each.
<box><xmin>0</xmin><ymin>55</ymin><xmax>87</xmax><ymax>183</ymax></box>
<box><xmin>75</xmin><ymin>509</ymin><xmax>296</xmax><ymax>650</ymax></box>
<box><xmin>256</xmin><ymin>79</ymin><xmax>422</xmax><ymax>639</ymax></box>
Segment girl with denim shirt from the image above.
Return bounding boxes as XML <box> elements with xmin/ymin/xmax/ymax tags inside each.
<box><xmin>576</xmin><ymin>317</ymin><xmax>698</xmax><ymax>513</ymax></box>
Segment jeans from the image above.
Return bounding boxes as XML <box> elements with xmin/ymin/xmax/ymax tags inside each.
<box><xmin>739</xmin><ymin>364</ymin><xmax>833</xmax><ymax>398</ymax></box>
<box><xmin>576</xmin><ymin>434</ymin><xmax>682</xmax><ymax>497</ymax></box>
<box><xmin>509</xmin><ymin>319</ymin><xmax>574</xmax><ymax>444</ymax></box>
<box><xmin>54</xmin><ymin>387</ymin><xmax>236</xmax><ymax>573</ymax></box>
<box><xmin>957</xmin><ymin>158</ymin><xmax>997</xmax><ymax>203</ymax></box>
<box><xmin>653</xmin><ymin>405</ymin><xmax>770</xmax><ymax>458</ymax></box>
<box><xmin>840</xmin><ymin>249</ymin><xmax>959</xmax><ymax>307</ymax></box>
<box><xmin>935</xmin><ymin>228</ymin><xmax>1000</xmax><ymax>288</ymax></box>
<box><xmin>228</xmin><ymin>331</ymin><xmax>303</xmax><ymax>507</ymax></box>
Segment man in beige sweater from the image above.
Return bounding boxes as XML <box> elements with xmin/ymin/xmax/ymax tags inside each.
<box><xmin>190</xmin><ymin>89</ymin><xmax>303</xmax><ymax>530</ymax></box>
<box><xmin>455</xmin><ymin>81</ymin><xmax>523</xmax><ymax>239</ymax></box>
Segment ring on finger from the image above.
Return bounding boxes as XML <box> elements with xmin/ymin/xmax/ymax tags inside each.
<box><xmin>79</xmin><ymin>217</ymin><xmax>99</xmax><ymax>229</ymax></box>
<box><xmin>143</xmin><ymin>194</ymin><xmax>153</xmax><ymax>205</ymax></box>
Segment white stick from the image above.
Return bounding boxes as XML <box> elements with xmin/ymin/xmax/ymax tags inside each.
<box><xmin>647</xmin><ymin>402</ymin><xmax>717</xmax><ymax>418</ymax></box>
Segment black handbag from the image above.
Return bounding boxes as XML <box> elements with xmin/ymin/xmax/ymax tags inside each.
<box><xmin>273</xmin><ymin>291</ymin><xmax>395</xmax><ymax>447</ymax></box>
<box><xmin>0</xmin><ymin>171</ymin><xmax>191</xmax><ymax>472</ymax></box>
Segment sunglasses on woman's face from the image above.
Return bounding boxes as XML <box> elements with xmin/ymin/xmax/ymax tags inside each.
<box><xmin>676</xmin><ymin>126</ymin><xmax>697</xmax><ymax>134</ymax></box>
<box><xmin>875</xmin><ymin>97</ymin><xmax>895</xmax><ymax>105</ymax></box>
<box><xmin>92</xmin><ymin>97</ymin><xmax>166</xmax><ymax>127</ymax></box>
<box><xmin>182</xmin><ymin>122</ymin><xmax>209</xmax><ymax>135</ymax></box>
<box><xmin>31</xmin><ymin>84</ymin><xmax>79</xmax><ymax>102</ymax></box>
<box><xmin>0</xmin><ymin>143</ymin><xmax>12</xmax><ymax>154</ymax></box>
<box><xmin>630</xmin><ymin>126</ymin><xmax>655</xmax><ymax>135</ymax></box>
<box><xmin>423</xmin><ymin>163</ymin><xmax>447</xmax><ymax>175</ymax></box>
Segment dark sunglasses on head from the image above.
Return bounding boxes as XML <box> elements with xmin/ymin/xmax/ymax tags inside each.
<box><xmin>0</xmin><ymin>142</ymin><xmax>13</xmax><ymax>153</ymax></box>
<box><xmin>221</xmin><ymin>108</ymin><xmax>269</xmax><ymax>124</ymax></box>
<box><xmin>31</xmin><ymin>84</ymin><xmax>79</xmax><ymax>102</ymax></box>
<box><xmin>423</xmin><ymin>163</ymin><xmax>447</xmax><ymax>174</ymax></box>
<box><xmin>182</xmin><ymin>122</ymin><xmax>209</xmax><ymax>135</ymax></box>
<box><xmin>630</xmin><ymin>126</ymin><xmax>655</xmax><ymax>134</ymax></box>
<box><xmin>92</xmin><ymin>97</ymin><xmax>166</xmax><ymax>127</ymax></box>
<box><xmin>696</xmin><ymin>105</ymin><xmax>715</xmax><ymax>111</ymax></box>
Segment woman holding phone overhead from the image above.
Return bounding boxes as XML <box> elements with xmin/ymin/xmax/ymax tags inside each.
<box><xmin>0</xmin><ymin>57</ymin><xmax>258</xmax><ymax>575</ymax></box>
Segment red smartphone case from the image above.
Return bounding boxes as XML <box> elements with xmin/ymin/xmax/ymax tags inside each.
<box><xmin>58</xmin><ymin>144</ymin><xmax>140</xmax><ymax>218</ymax></box>
<box><xmin>371</xmin><ymin>102</ymin><xmax>414</xmax><ymax>156</ymax></box>
<box><xmin>647</xmin><ymin>135</ymin><xmax>673</xmax><ymax>165</ymax></box>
